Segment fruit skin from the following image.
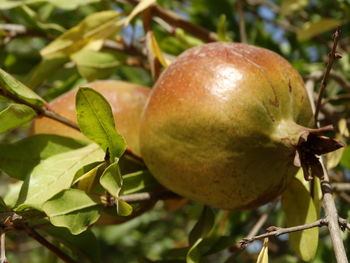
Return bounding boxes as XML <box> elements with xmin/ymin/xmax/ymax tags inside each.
<box><xmin>140</xmin><ymin>42</ymin><xmax>314</xmax><ymax>210</ymax></box>
<box><xmin>32</xmin><ymin>80</ymin><xmax>151</xmax><ymax>224</ymax></box>
<box><xmin>32</xmin><ymin>80</ymin><xmax>150</xmax><ymax>156</ymax></box>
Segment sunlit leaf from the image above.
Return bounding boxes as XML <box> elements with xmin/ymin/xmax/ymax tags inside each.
<box><xmin>116</xmin><ymin>198</ymin><xmax>133</xmax><ymax>216</ymax></box>
<box><xmin>280</xmin><ymin>0</ymin><xmax>309</xmax><ymax>16</ymax></box>
<box><xmin>4</xmin><ymin>181</ymin><xmax>22</xmax><ymax>208</ymax></box>
<box><xmin>146</xmin><ymin>31</ymin><xmax>168</xmax><ymax>67</ymax></box>
<box><xmin>281</xmin><ymin>177</ymin><xmax>319</xmax><ymax>261</ymax></box>
<box><xmin>76</xmin><ymin>87</ymin><xmax>126</xmax><ymax>161</ymax></box>
<box><xmin>121</xmin><ymin>170</ymin><xmax>158</xmax><ymax>195</ymax></box>
<box><xmin>40</xmin><ymin>10</ymin><xmax>122</xmax><ymax>58</ymax></box>
<box><xmin>327</xmin><ymin>119</ymin><xmax>348</xmax><ymax>169</ymax></box>
<box><xmin>75</xmin><ymin>162</ymin><xmax>105</xmax><ymax>192</ymax></box>
<box><xmin>297</xmin><ymin>18</ymin><xmax>343</xmax><ymax>41</ymax></box>
<box><xmin>123</xmin><ymin>0</ymin><xmax>156</xmax><ymax>26</ymax></box>
<box><xmin>17</xmin><ymin>144</ymin><xmax>104</xmax><ymax>210</ymax></box>
<box><xmin>71</xmin><ymin>49</ymin><xmax>125</xmax><ymax>81</ymax></box>
<box><xmin>256</xmin><ymin>238</ymin><xmax>269</xmax><ymax>263</ymax></box>
<box><xmin>0</xmin><ymin>68</ymin><xmax>46</xmax><ymax>107</ymax></box>
<box><xmin>47</xmin><ymin>0</ymin><xmax>100</xmax><ymax>10</ymax></box>
<box><xmin>43</xmin><ymin>189</ymin><xmax>102</xmax><ymax>234</ymax></box>
<box><xmin>340</xmin><ymin>146</ymin><xmax>350</xmax><ymax>170</ymax></box>
<box><xmin>187</xmin><ymin>206</ymin><xmax>215</xmax><ymax>263</ymax></box>
<box><xmin>0</xmin><ymin>134</ymin><xmax>86</xmax><ymax>180</ymax></box>
<box><xmin>0</xmin><ymin>104</ymin><xmax>36</xmax><ymax>133</ymax></box>
<box><xmin>217</xmin><ymin>14</ymin><xmax>232</xmax><ymax>42</ymax></box>
<box><xmin>175</xmin><ymin>28</ymin><xmax>204</xmax><ymax>48</ymax></box>
<box><xmin>100</xmin><ymin>162</ymin><xmax>123</xmax><ymax>198</ymax></box>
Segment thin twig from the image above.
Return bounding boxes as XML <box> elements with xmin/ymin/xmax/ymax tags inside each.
<box><xmin>117</xmin><ymin>0</ymin><xmax>218</xmax><ymax>42</ymax></box>
<box><xmin>0</xmin><ymin>88</ymin><xmax>144</xmax><ymax>163</ymax></box>
<box><xmin>332</xmin><ymin>183</ymin><xmax>350</xmax><ymax>192</ymax></box>
<box><xmin>22</xmin><ymin>225</ymin><xmax>77</xmax><ymax>263</ymax></box>
<box><xmin>120</xmin><ymin>190</ymin><xmax>179</xmax><ymax>203</ymax></box>
<box><xmin>310</xmin><ymin>29</ymin><xmax>348</xmax><ymax>263</ymax></box>
<box><xmin>240</xmin><ymin>218</ymin><xmax>329</xmax><ymax>247</ymax></box>
<box><xmin>0</xmin><ymin>230</ymin><xmax>8</xmax><ymax>263</ymax></box>
<box><xmin>314</xmin><ymin>28</ymin><xmax>341</xmax><ymax>124</ymax></box>
<box><xmin>236</xmin><ymin>0</ymin><xmax>247</xmax><ymax>43</ymax></box>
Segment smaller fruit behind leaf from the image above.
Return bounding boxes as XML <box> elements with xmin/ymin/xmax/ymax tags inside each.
<box><xmin>32</xmin><ymin>80</ymin><xmax>150</xmax><ymax>156</ymax></box>
<box><xmin>32</xmin><ymin>80</ymin><xmax>153</xmax><ymax>225</ymax></box>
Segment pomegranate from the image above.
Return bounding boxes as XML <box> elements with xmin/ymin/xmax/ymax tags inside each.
<box><xmin>140</xmin><ymin>42</ymin><xmax>341</xmax><ymax>210</ymax></box>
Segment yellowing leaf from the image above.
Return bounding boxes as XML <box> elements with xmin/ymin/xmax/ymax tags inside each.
<box><xmin>326</xmin><ymin>118</ymin><xmax>348</xmax><ymax>169</ymax></box>
<box><xmin>146</xmin><ymin>31</ymin><xmax>168</xmax><ymax>67</ymax></box>
<box><xmin>297</xmin><ymin>18</ymin><xmax>343</xmax><ymax>41</ymax></box>
<box><xmin>280</xmin><ymin>0</ymin><xmax>308</xmax><ymax>16</ymax></box>
<box><xmin>281</xmin><ymin>177</ymin><xmax>319</xmax><ymax>261</ymax></box>
<box><xmin>40</xmin><ymin>11</ymin><xmax>122</xmax><ymax>58</ymax></box>
<box><xmin>76</xmin><ymin>163</ymin><xmax>105</xmax><ymax>192</ymax></box>
<box><xmin>123</xmin><ymin>0</ymin><xmax>156</xmax><ymax>26</ymax></box>
<box><xmin>256</xmin><ymin>238</ymin><xmax>269</xmax><ymax>263</ymax></box>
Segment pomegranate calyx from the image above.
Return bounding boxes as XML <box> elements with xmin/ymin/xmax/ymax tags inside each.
<box><xmin>293</xmin><ymin>125</ymin><xmax>344</xmax><ymax>180</ymax></box>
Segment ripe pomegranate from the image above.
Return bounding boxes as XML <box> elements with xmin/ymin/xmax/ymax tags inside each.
<box><xmin>32</xmin><ymin>80</ymin><xmax>150</xmax><ymax>156</ymax></box>
<box><xmin>140</xmin><ymin>42</ymin><xmax>341</xmax><ymax>210</ymax></box>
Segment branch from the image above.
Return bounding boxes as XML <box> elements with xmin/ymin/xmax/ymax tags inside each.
<box><xmin>236</xmin><ymin>0</ymin><xmax>247</xmax><ymax>43</ymax></box>
<box><xmin>117</xmin><ymin>0</ymin><xmax>218</xmax><ymax>42</ymax></box>
<box><xmin>119</xmin><ymin>190</ymin><xmax>179</xmax><ymax>203</ymax></box>
<box><xmin>332</xmin><ymin>183</ymin><xmax>350</xmax><ymax>192</ymax></box>
<box><xmin>0</xmin><ymin>230</ymin><xmax>8</xmax><ymax>263</ymax></box>
<box><xmin>239</xmin><ymin>218</ymin><xmax>329</xmax><ymax>248</ymax></box>
<box><xmin>0</xmin><ymin>88</ymin><xmax>144</xmax><ymax>163</ymax></box>
<box><xmin>22</xmin><ymin>225</ymin><xmax>77</xmax><ymax>263</ymax></box>
<box><xmin>310</xmin><ymin>29</ymin><xmax>348</xmax><ymax>263</ymax></box>
<box><xmin>314</xmin><ymin>28</ymin><xmax>342</xmax><ymax>124</ymax></box>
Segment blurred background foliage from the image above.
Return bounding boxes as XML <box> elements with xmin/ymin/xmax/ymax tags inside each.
<box><xmin>0</xmin><ymin>0</ymin><xmax>350</xmax><ymax>262</ymax></box>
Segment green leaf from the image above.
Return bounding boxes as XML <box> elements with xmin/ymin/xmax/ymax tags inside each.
<box><xmin>43</xmin><ymin>189</ymin><xmax>101</xmax><ymax>235</ymax></box>
<box><xmin>71</xmin><ymin>49</ymin><xmax>125</xmax><ymax>81</ymax></box>
<box><xmin>47</xmin><ymin>0</ymin><xmax>100</xmax><ymax>10</ymax></box>
<box><xmin>280</xmin><ymin>0</ymin><xmax>309</xmax><ymax>16</ymax></box>
<box><xmin>18</xmin><ymin>5</ymin><xmax>65</xmax><ymax>33</ymax></box>
<box><xmin>17</xmin><ymin>143</ymin><xmax>104</xmax><ymax>209</ymax></box>
<box><xmin>340</xmin><ymin>146</ymin><xmax>350</xmax><ymax>170</ymax></box>
<box><xmin>256</xmin><ymin>238</ymin><xmax>269</xmax><ymax>263</ymax></box>
<box><xmin>121</xmin><ymin>170</ymin><xmax>158</xmax><ymax>195</ymax></box>
<box><xmin>27</xmin><ymin>56</ymin><xmax>69</xmax><ymax>89</ymax></box>
<box><xmin>217</xmin><ymin>14</ymin><xmax>232</xmax><ymax>42</ymax></box>
<box><xmin>281</xmin><ymin>177</ymin><xmax>319</xmax><ymax>261</ymax></box>
<box><xmin>76</xmin><ymin>87</ymin><xmax>126</xmax><ymax>161</ymax></box>
<box><xmin>4</xmin><ymin>181</ymin><xmax>23</xmax><ymax>208</ymax></box>
<box><xmin>43</xmin><ymin>226</ymin><xmax>101</xmax><ymax>263</ymax></box>
<box><xmin>115</xmin><ymin>198</ymin><xmax>133</xmax><ymax>217</ymax></box>
<box><xmin>40</xmin><ymin>10</ymin><xmax>122</xmax><ymax>58</ymax></box>
<box><xmin>0</xmin><ymin>0</ymin><xmax>32</xmax><ymax>9</ymax></box>
<box><xmin>100</xmin><ymin>162</ymin><xmax>123</xmax><ymax>198</ymax></box>
<box><xmin>0</xmin><ymin>196</ymin><xmax>8</xmax><ymax>212</ymax></box>
<box><xmin>186</xmin><ymin>207</ymin><xmax>215</xmax><ymax>263</ymax></box>
<box><xmin>0</xmin><ymin>134</ymin><xmax>87</xmax><ymax>180</ymax></box>
<box><xmin>74</xmin><ymin>162</ymin><xmax>105</xmax><ymax>192</ymax></box>
<box><xmin>0</xmin><ymin>68</ymin><xmax>46</xmax><ymax>107</ymax></box>
<box><xmin>0</xmin><ymin>104</ymin><xmax>36</xmax><ymax>133</ymax></box>
<box><xmin>297</xmin><ymin>18</ymin><xmax>343</xmax><ymax>41</ymax></box>
<box><xmin>123</xmin><ymin>0</ymin><xmax>156</xmax><ymax>26</ymax></box>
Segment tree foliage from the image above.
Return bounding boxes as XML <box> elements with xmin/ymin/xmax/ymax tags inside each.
<box><xmin>0</xmin><ymin>0</ymin><xmax>350</xmax><ymax>262</ymax></box>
